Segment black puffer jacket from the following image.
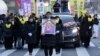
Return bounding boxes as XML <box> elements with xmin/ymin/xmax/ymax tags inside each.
<box><xmin>56</xmin><ymin>19</ymin><xmax>63</xmax><ymax>43</ymax></box>
<box><xmin>25</xmin><ymin>21</ymin><xmax>37</xmax><ymax>44</ymax></box>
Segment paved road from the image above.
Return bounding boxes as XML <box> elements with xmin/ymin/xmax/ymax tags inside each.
<box><xmin>0</xmin><ymin>38</ymin><xmax>100</xmax><ymax>56</ymax></box>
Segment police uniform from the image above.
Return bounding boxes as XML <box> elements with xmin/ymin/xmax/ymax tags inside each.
<box><xmin>18</xmin><ymin>17</ymin><xmax>27</xmax><ymax>48</ymax></box>
<box><xmin>13</xmin><ymin>16</ymin><xmax>21</xmax><ymax>47</ymax></box>
<box><xmin>4</xmin><ymin>18</ymin><xmax>13</xmax><ymax>49</ymax></box>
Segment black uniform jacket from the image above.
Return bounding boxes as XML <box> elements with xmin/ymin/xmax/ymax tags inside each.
<box><xmin>4</xmin><ymin>22</ymin><xmax>13</xmax><ymax>37</ymax></box>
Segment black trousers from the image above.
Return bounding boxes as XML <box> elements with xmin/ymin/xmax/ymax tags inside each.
<box><xmin>84</xmin><ymin>36</ymin><xmax>91</xmax><ymax>47</ymax></box>
<box><xmin>14</xmin><ymin>36</ymin><xmax>17</xmax><ymax>47</ymax></box>
<box><xmin>20</xmin><ymin>35</ymin><xmax>25</xmax><ymax>47</ymax></box>
<box><xmin>4</xmin><ymin>37</ymin><xmax>13</xmax><ymax>49</ymax></box>
<box><xmin>55</xmin><ymin>43</ymin><xmax>61</xmax><ymax>53</ymax></box>
<box><xmin>28</xmin><ymin>44</ymin><xmax>34</xmax><ymax>53</ymax></box>
<box><xmin>44</xmin><ymin>46</ymin><xmax>53</xmax><ymax>56</ymax></box>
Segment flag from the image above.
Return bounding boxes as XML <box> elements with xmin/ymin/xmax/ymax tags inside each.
<box><xmin>16</xmin><ymin>0</ymin><xmax>20</xmax><ymax>8</ymax></box>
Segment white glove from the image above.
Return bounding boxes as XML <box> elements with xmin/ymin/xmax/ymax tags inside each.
<box><xmin>56</xmin><ymin>30</ymin><xmax>60</xmax><ymax>33</ymax></box>
<box><xmin>89</xmin><ymin>26</ymin><xmax>91</xmax><ymax>29</ymax></box>
<box><xmin>28</xmin><ymin>33</ymin><xmax>32</xmax><ymax>37</ymax></box>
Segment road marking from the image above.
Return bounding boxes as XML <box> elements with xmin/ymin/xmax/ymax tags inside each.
<box><xmin>23</xmin><ymin>44</ymin><xmax>28</xmax><ymax>49</ymax></box>
<box><xmin>24</xmin><ymin>48</ymin><xmax>40</xmax><ymax>56</ymax></box>
<box><xmin>90</xmin><ymin>42</ymin><xmax>96</xmax><ymax>47</ymax></box>
<box><xmin>98</xmin><ymin>47</ymin><xmax>100</xmax><ymax>49</ymax></box>
<box><xmin>76</xmin><ymin>47</ymin><xmax>90</xmax><ymax>56</ymax></box>
<box><xmin>0</xmin><ymin>49</ymin><xmax>16</xmax><ymax>56</ymax></box>
<box><xmin>52</xmin><ymin>49</ymin><xmax>56</xmax><ymax>56</ymax></box>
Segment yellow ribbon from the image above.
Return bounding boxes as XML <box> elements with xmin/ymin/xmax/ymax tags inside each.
<box><xmin>5</xmin><ymin>24</ymin><xmax>11</xmax><ymax>28</ymax></box>
<box><xmin>55</xmin><ymin>18</ymin><xmax>60</xmax><ymax>24</ymax></box>
<box><xmin>88</xmin><ymin>18</ymin><xmax>93</xmax><ymax>22</ymax></box>
<box><xmin>19</xmin><ymin>18</ymin><xmax>26</xmax><ymax>24</ymax></box>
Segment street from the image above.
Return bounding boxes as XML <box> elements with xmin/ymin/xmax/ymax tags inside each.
<box><xmin>0</xmin><ymin>38</ymin><xmax>100</xmax><ymax>56</ymax></box>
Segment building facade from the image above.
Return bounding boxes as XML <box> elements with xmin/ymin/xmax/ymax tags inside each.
<box><xmin>4</xmin><ymin>0</ymin><xmax>16</xmax><ymax>13</ymax></box>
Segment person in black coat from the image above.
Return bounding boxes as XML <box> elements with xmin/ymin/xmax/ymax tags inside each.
<box><xmin>53</xmin><ymin>1</ymin><xmax>60</xmax><ymax>13</ymax></box>
<box><xmin>55</xmin><ymin>16</ymin><xmax>64</xmax><ymax>54</ymax></box>
<box><xmin>3</xmin><ymin>17</ymin><xmax>13</xmax><ymax>49</ymax></box>
<box><xmin>41</xmin><ymin>12</ymin><xmax>56</xmax><ymax>56</ymax></box>
<box><xmin>18</xmin><ymin>16</ymin><xmax>26</xmax><ymax>48</ymax></box>
<box><xmin>13</xmin><ymin>15</ymin><xmax>21</xmax><ymax>48</ymax></box>
<box><xmin>29</xmin><ymin>13</ymin><xmax>41</xmax><ymax>47</ymax></box>
<box><xmin>80</xmin><ymin>13</ymin><xmax>93</xmax><ymax>47</ymax></box>
<box><xmin>25</xmin><ymin>16</ymin><xmax>37</xmax><ymax>56</ymax></box>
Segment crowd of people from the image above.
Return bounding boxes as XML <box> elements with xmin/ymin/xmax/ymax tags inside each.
<box><xmin>0</xmin><ymin>12</ymin><xmax>64</xmax><ymax>56</ymax></box>
<box><xmin>0</xmin><ymin>11</ymin><xmax>99</xmax><ymax>56</ymax></box>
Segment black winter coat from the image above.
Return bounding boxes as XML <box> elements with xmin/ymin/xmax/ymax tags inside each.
<box><xmin>25</xmin><ymin>21</ymin><xmax>37</xmax><ymax>44</ymax></box>
<box><xmin>13</xmin><ymin>17</ymin><xmax>21</xmax><ymax>37</ymax></box>
<box><xmin>53</xmin><ymin>3</ymin><xmax>60</xmax><ymax>12</ymax></box>
<box><xmin>41</xmin><ymin>34</ymin><xmax>56</xmax><ymax>46</ymax></box>
<box><xmin>80</xmin><ymin>16</ymin><xmax>93</xmax><ymax>39</ymax></box>
<box><xmin>56</xmin><ymin>19</ymin><xmax>63</xmax><ymax>43</ymax></box>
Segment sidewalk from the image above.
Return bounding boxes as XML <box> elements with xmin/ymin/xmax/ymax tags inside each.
<box><xmin>98</xmin><ymin>20</ymin><xmax>100</xmax><ymax>40</ymax></box>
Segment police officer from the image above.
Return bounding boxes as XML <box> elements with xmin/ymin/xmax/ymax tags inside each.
<box><xmin>25</xmin><ymin>15</ymin><xmax>37</xmax><ymax>56</ymax></box>
<box><xmin>55</xmin><ymin>16</ymin><xmax>64</xmax><ymax>54</ymax></box>
<box><xmin>3</xmin><ymin>16</ymin><xmax>13</xmax><ymax>49</ymax></box>
<box><xmin>18</xmin><ymin>16</ymin><xmax>27</xmax><ymax>48</ymax></box>
<box><xmin>13</xmin><ymin>15</ymin><xmax>21</xmax><ymax>48</ymax></box>
<box><xmin>41</xmin><ymin>12</ymin><xmax>56</xmax><ymax>56</ymax></box>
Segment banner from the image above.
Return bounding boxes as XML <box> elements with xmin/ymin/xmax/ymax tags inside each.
<box><xmin>37</xmin><ymin>2</ymin><xmax>44</xmax><ymax>16</ymax></box>
<box><xmin>16</xmin><ymin>0</ymin><xmax>20</xmax><ymax>8</ymax></box>
<box><xmin>20</xmin><ymin>0</ymin><xmax>31</xmax><ymax>16</ymax></box>
<box><xmin>41</xmin><ymin>19</ymin><xmax>56</xmax><ymax>35</ymax></box>
<box><xmin>69</xmin><ymin>0</ymin><xmax>85</xmax><ymax>17</ymax></box>
<box><xmin>31</xmin><ymin>0</ymin><xmax>36</xmax><ymax>13</ymax></box>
